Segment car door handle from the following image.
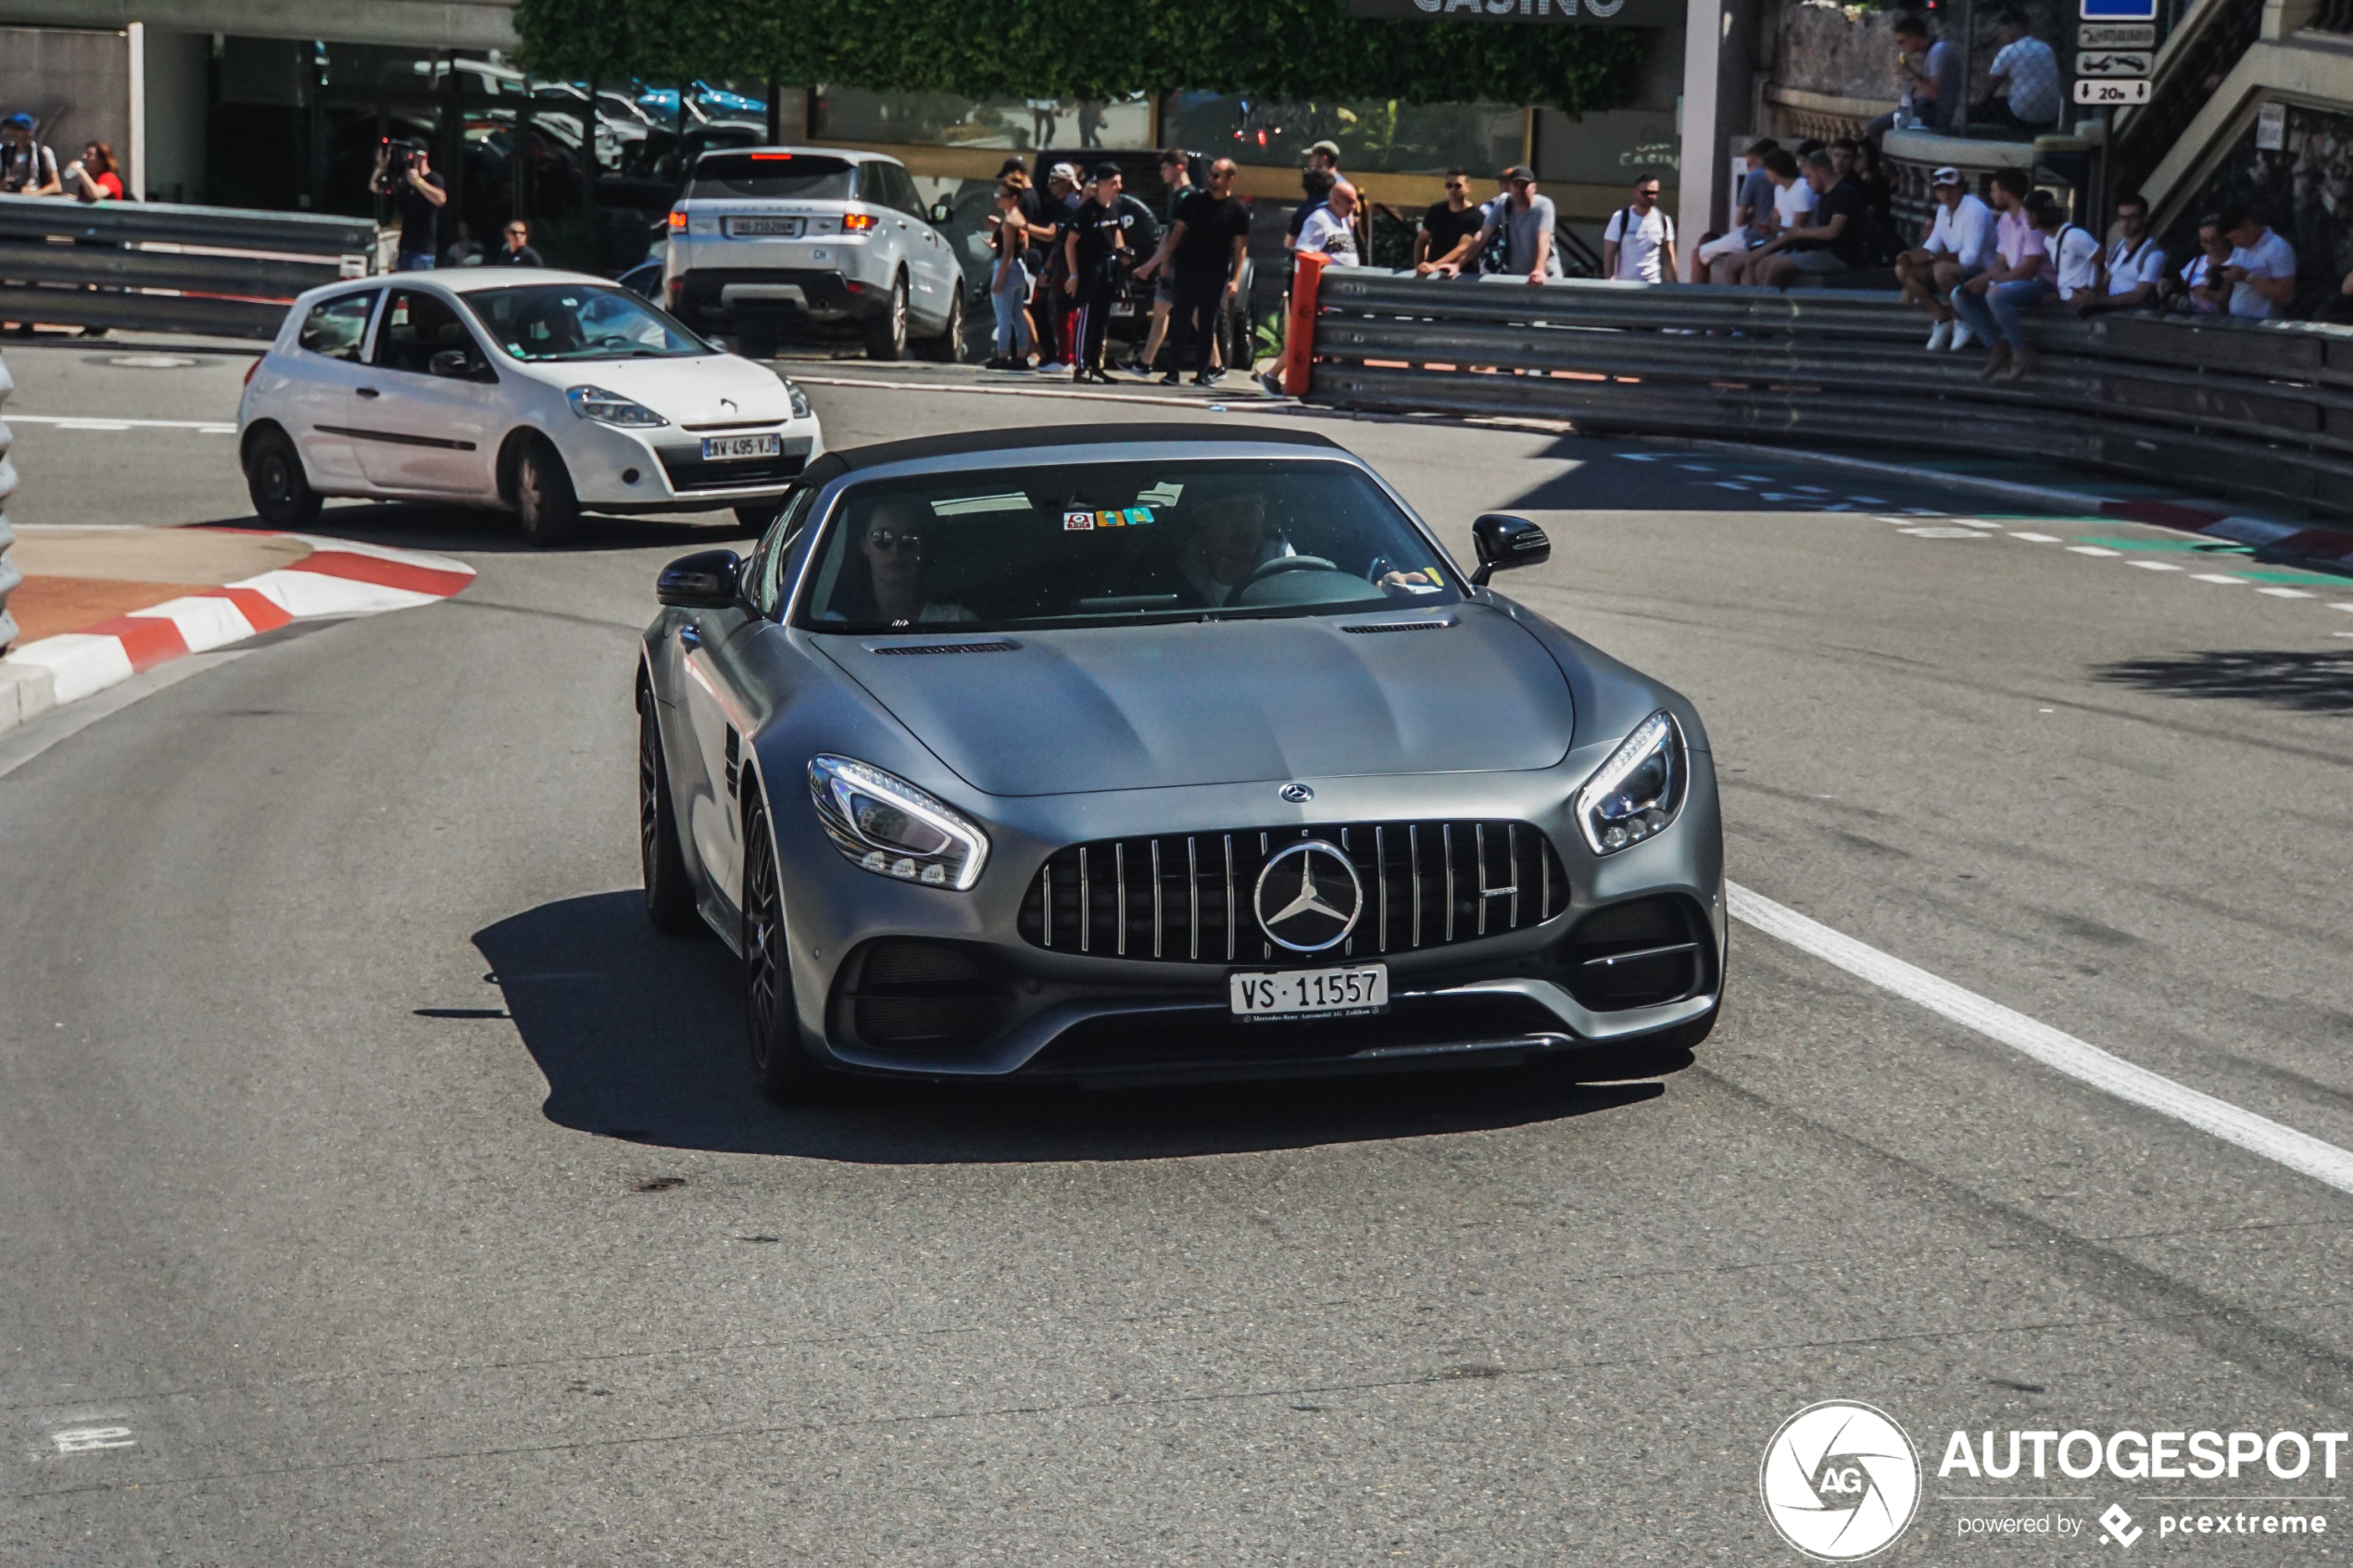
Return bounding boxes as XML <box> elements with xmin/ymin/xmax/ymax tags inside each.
<box><xmin>357</xmin><ymin>387</ymin><xmax>380</xmax><ymax>399</ymax></box>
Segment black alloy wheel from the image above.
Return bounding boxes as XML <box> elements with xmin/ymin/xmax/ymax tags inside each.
<box><xmin>244</xmin><ymin>428</ymin><xmax>322</xmax><ymax>528</ymax></box>
<box><xmin>742</xmin><ymin>789</ymin><xmax>830</xmax><ymax>1101</ymax></box>
<box><xmin>862</xmin><ymin>275</ymin><xmax>909</xmax><ymax>360</ymax></box>
<box><xmin>638</xmin><ymin>684</ymin><xmax>700</xmax><ymax>935</ymax></box>
<box><xmin>510</xmin><ymin>435</ymin><xmax>580</xmax><ymax>546</ymax></box>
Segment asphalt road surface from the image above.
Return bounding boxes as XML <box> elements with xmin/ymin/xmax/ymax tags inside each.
<box><xmin>5</xmin><ymin>341</ymin><xmax>2353</xmax><ymax>1565</ymax></box>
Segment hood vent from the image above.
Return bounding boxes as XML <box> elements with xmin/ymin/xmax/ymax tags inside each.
<box><xmin>1342</xmin><ymin>618</ymin><xmax>1454</xmax><ymax>634</ymax></box>
<box><xmin>871</xmin><ymin>641</ymin><xmax>1018</xmax><ymax>657</ymax></box>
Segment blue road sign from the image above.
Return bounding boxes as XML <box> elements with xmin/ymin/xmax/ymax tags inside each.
<box><xmin>2081</xmin><ymin>0</ymin><xmax>2158</xmax><ymax>18</ymax></box>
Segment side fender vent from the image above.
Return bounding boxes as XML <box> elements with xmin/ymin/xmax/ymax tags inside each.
<box><xmin>724</xmin><ymin>726</ymin><xmax>740</xmax><ymax>797</ymax></box>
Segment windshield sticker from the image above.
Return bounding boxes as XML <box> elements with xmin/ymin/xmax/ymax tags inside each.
<box><xmin>1124</xmin><ymin>507</ymin><xmax>1154</xmax><ymax>526</ymax></box>
<box><xmin>1096</xmin><ymin>510</ymin><xmax>1125</xmax><ymax>528</ymax></box>
<box><xmin>934</xmin><ymin>492</ymin><xmax>1032</xmax><ymax>517</ymax></box>
<box><xmin>1063</xmin><ymin>510</ymin><xmax>1094</xmax><ymax>531</ymax></box>
<box><xmin>1137</xmin><ymin>482</ymin><xmax>1184</xmax><ymax>508</ymax></box>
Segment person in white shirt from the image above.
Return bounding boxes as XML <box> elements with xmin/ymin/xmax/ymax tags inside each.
<box><xmin>2176</xmin><ymin>217</ymin><xmax>2233</xmax><ymax>314</ymax></box>
<box><xmin>1980</xmin><ymin>12</ymin><xmax>2063</xmax><ymax>131</ymax></box>
<box><xmin>1899</xmin><ymin>166</ymin><xmax>1996</xmax><ymax>350</ymax></box>
<box><xmin>2217</xmin><ymin>204</ymin><xmax>2296</xmax><ymax>320</ymax></box>
<box><xmin>2049</xmin><ymin>208</ymin><xmax>2103</xmax><ymax>308</ymax></box>
<box><xmin>2078</xmin><ymin>193</ymin><xmax>2167</xmax><ymax>316</ymax></box>
<box><xmin>1296</xmin><ymin>182</ymin><xmax>1361</xmax><ymax>268</ymax></box>
<box><xmin>1602</xmin><ymin>177</ymin><xmax>1677</xmax><ymax>284</ymax></box>
<box><xmin>1710</xmin><ymin>149</ymin><xmax>1807</xmax><ymax>285</ymax></box>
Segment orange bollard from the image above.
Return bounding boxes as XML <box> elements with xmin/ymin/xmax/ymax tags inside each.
<box><xmin>1280</xmin><ymin>251</ymin><xmax>1327</xmax><ymax>397</ymax></box>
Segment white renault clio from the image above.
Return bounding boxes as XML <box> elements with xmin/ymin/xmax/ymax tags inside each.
<box><xmin>238</xmin><ymin>270</ymin><xmax>824</xmax><ymax>545</ymax></box>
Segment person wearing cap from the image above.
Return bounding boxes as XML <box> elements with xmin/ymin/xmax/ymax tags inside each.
<box><xmin>1897</xmin><ymin>166</ymin><xmax>1995</xmax><ymax>351</ymax></box>
<box><xmin>1458</xmin><ymin>167</ymin><xmax>1560</xmax><ymax>285</ymax></box>
<box><xmin>1031</xmin><ymin>161</ymin><xmax>1083</xmax><ymax>371</ymax></box>
<box><xmin>2</xmin><ymin>113</ymin><xmax>60</xmax><ymax>196</ymax></box>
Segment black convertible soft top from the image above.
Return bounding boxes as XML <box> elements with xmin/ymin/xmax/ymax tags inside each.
<box><xmin>794</xmin><ymin>422</ymin><xmax>1340</xmax><ymax>490</ymax></box>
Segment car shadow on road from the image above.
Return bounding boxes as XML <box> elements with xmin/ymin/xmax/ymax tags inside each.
<box><xmin>2093</xmin><ymin>647</ymin><xmax>2353</xmax><ymax>713</ymax></box>
<box><xmin>475</xmin><ymin>891</ymin><xmax>1676</xmax><ymax>1163</ymax></box>
<box><xmin>188</xmin><ymin>502</ymin><xmax>759</xmax><ymax>556</ymax></box>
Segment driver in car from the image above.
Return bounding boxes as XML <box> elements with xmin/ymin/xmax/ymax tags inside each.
<box><xmin>836</xmin><ymin>498</ymin><xmax>976</xmax><ymax>627</ymax></box>
<box><xmin>1176</xmin><ymin>492</ymin><xmax>1292</xmax><ymax>608</ymax></box>
<box><xmin>1175</xmin><ymin>491</ymin><xmax>1445</xmax><ymax>608</ymax></box>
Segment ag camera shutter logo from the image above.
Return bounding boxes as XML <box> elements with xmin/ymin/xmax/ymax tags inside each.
<box><xmin>1760</xmin><ymin>1400</ymin><xmax>1922</xmax><ymax>1560</ymax></box>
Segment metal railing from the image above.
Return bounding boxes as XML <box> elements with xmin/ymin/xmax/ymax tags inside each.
<box><xmin>1298</xmin><ymin>267</ymin><xmax>2353</xmax><ymax>517</ymax></box>
<box><xmin>2112</xmin><ymin>0</ymin><xmax>2266</xmax><ymax>207</ymax></box>
<box><xmin>0</xmin><ymin>196</ymin><xmax>378</xmax><ymax>341</ymax></box>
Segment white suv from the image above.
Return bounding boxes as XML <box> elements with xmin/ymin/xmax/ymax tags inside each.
<box><xmin>662</xmin><ymin>146</ymin><xmax>966</xmax><ymax>361</ymax></box>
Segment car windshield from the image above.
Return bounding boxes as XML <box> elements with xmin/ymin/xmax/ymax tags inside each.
<box><xmin>794</xmin><ymin>458</ymin><xmax>1460</xmax><ymax>633</ymax></box>
<box><xmin>461</xmin><ymin>284</ymin><xmax>708</xmax><ymax>362</ymax></box>
<box><xmin>688</xmin><ymin>152</ymin><xmax>856</xmax><ymax>201</ymax></box>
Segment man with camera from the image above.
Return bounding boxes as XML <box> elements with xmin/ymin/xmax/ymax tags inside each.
<box><xmin>372</xmin><ymin>142</ymin><xmax>448</xmax><ymax>272</ymax></box>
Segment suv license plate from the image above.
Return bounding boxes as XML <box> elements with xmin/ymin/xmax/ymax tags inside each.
<box><xmin>725</xmin><ymin>216</ymin><xmax>804</xmax><ymax>237</ymax></box>
<box><xmin>701</xmin><ymin>433</ymin><xmax>782</xmax><ymax>461</ymax></box>
<box><xmin>1229</xmin><ymin>964</ymin><xmax>1388</xmax><ymax>1022</ymax></box>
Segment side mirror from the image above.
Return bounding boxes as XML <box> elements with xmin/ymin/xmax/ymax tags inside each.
<box><xmin>1468</xmin><ymin>514</ymin><xmax>1550</xmax><ymax>585</ymax></box>
<box><xmin>929</xmin><ymin>199</ymin><xmax>953</xmax><ymax>225</ymax></box>
<box><xmin>428</xmin><ymin>347</ymin><xmax>482</xmax><ymax>380</ymax></box>
<box><xmin>657</xmin><ymin>548</ymin><xmax>743</xmax><ymax>608</ymax></box>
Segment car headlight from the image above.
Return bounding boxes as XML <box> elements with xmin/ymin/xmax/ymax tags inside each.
<box><xmin>566</xmin><ymin>384</ymin><xmax>667</xmax><ymax>427</ymax></box>
<box><xmin>783</xmin><ymin>378</ymin><xmax>811</xmax><ymax>420</ymax></box>
<box><xmin>808</xmin><ymin>754</ymin><xmax>988</xmax><ymax>890</ymax></box>
<box><xmin>1574</xmin><ymin>710</ymin><xmax>1687</xmax><ymax>855</ymax></box>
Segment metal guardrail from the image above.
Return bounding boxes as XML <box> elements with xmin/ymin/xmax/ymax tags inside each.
<box><xmin>0</xmin><ymin>195</ymin><xmax>378</xmax><ymax>342</ymax></box>
<box><xmin>0</xmin><ymin>347</ymin><xmax>17</xmax><ymax>649</ymax></box>
<box><xmin>1301</xmin><ymin>268</ymin><xmax>2353</xmax><ymax>517</ymax></box>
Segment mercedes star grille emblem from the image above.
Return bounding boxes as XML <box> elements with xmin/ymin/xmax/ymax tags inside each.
<box><xmin>1279</xmin><ymin>783</ymin><xmax>1314</xmax><ymax>803</ymax></box>
<box><xmin>1252</xmin><ymin>839</ymin><xmax>1364</xmax><ymax>953</ymax></box>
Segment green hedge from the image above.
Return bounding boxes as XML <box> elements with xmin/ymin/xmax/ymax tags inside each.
<box><xmin>513</xmin><ymin>0</ymin><xmax>1646</xmax><ymax>116</ymax></box>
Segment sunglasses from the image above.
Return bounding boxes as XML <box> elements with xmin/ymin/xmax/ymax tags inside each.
<box><xmin>866</xmin><ymin>528</ymin><xmax>925</xmax><ymax>552</ymax></box>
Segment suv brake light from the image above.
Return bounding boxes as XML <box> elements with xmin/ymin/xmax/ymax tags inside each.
<box><xmin>667</xmin><ymin>207</ymin><xmax>687</xmax><ymax>231</ymax></box>
<box><xmin>842</xmin><ymin>211</ymin><xmax>877</xmax><ymax>232</ymax></box>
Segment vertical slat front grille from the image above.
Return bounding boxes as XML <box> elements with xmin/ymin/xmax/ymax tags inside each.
<box><xmin>1016</xmin><ymin>820</ymin><xmax>1569</xmax><ymax>965</ymax></box>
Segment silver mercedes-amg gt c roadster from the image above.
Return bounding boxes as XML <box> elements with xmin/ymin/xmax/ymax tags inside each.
<box><xmin>635</xmin><ymin>424</ymin><xmax>1725</xmax><ymax>1098</ymax></box>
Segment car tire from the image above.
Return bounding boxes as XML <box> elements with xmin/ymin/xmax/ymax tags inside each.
<box><xmin>742</xmin><ymin>785</ymin><xmax>834</xmax><ymax>1103</ymax></box>
<box><xmin>244</xmin><ymin>428</ymin><xmax>322</xmax><ymax>529</ymax></box>
<box><xmin>862</xmin><ymin>274</ymin><xmax>908</xmax><ymax>361</ymax></box>
<box><xmin>638</xmin><ymin>683</ymin><xmax>700</xmax><ymax>935</ymax></box>
<box><xmin>917</xmin><ymin>286</ymin><xmax>965</xmax><ymax>363</ymax></box>
<box><xmin>510</xmin><ymin>434</ymin><xmax>580</xmax><ymax>546</ymax></box>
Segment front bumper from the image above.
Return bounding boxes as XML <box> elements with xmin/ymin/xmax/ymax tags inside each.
<box><xmin>562</xmin><ymin>416</ymin><xmax>824</xmax><ymax>510</ymax></box>
<box><xmin>766</xmin><ymin>760</ymin><xmax>1727</xmax><ymax>1084</ymax></box>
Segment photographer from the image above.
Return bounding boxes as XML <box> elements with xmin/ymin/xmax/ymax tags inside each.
<box><xmin>372</xmin><ymin>142</ymin><xmax>448</xmax><ymax>272</ymax></box>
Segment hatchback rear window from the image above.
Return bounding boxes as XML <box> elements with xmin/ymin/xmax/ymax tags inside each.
<box><xmin>688</xmin><ymin>153</ymin><xmax>856</xmax><ymax>201</ymax></box>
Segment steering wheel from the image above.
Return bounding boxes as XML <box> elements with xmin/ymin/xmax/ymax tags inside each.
<box><xmin>1236</xmin><ymin>554</ymin><xmax>1340</xmax><ymax>590</ymax></box>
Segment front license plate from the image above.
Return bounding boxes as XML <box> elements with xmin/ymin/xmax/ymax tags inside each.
<box><xmin>700</xmin><ymin>433</ymin><xmax>783</xmax><ymax>461</ymax></box>
<box><xmin>1229</xmin><ymin>964</ymin><xmax>1389</xmax><ymax>1022</ymax></box>
<box><xmin>725</xmin><ymin>216</ymin><xmax>804</xmax><ymax>238</ymax></box>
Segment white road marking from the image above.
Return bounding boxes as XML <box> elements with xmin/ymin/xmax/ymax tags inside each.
<box><xmin>52</xmin><ymin>1426</ymin><xmax>135</xmax><ymax>1454</ymax></box>
<box><xmin>54</xmin><ymin>420</ymin><xmax>132</xmax><ymax>432</ymax></box>
<box><xmin>2190</xmin><ymin>572</ymin><xmax>2247</xmax><ymax>585</ymax></box>
<box><xmin>1900</xmin><ymin>526</ymin><xmax>1990</xmax><ymax>538</ymax></box>
<box><xmin>2067</xmin><ymin>545</ymin><xmax>2121</xmax><ymax>557</ymax></box>
<box><xmin>2331</xmin><ymin>603</ymin><xmax>2353</xmax><ymax>613</ymax></box>
<box><xmin>2009</xmin><ymin>532</ymin><xmax>2061</xmax><ymax>542</ymax></box>
<box><xmin>1728</xmin><ymin>882</ymin><xmax>2353</xmax><ymax>1198</ymax></box>
<box><xmin>2257</xmin><ymin>586</ymin><xmax>2315</xmax><ymax>598</ymax></box>
<box><xmin>2128</xmin><ymin>560</ymin><xmax>2183</xmax><ymax>571</ymax></box>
